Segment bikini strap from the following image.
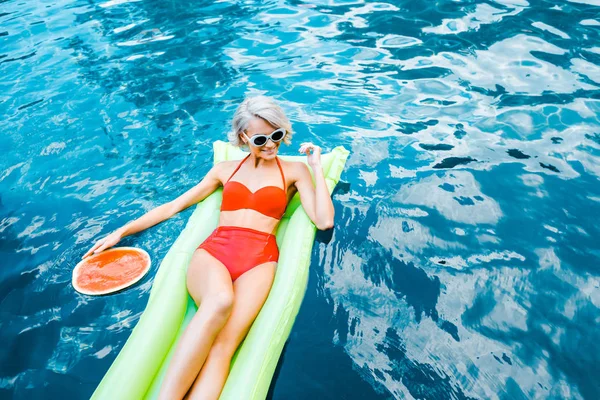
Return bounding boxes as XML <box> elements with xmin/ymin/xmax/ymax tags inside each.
<box><xmin>275</xmin><ymin>156</ymin><xmax>286</xmax><ymax>193</ymax></box>
<box><xmin>226</xmin><ymin>154</ymin><xmax>251</xmax><ymax>183</ymax></box>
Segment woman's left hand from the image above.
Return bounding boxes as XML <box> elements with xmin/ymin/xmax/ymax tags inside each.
<box><xmin>299</xmin><ymin>142</ymin><xmax>322</xmax><ymax>168</ymax></box>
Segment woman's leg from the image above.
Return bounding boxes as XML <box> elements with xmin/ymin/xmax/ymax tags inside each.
<box><xmin>184</xmin><ymin>262</ymin><xmax>276</xmax><ymax>400</ymax></box>
<box><xmin>157</xmin><ymin>249</ymin><xmax>234</xmax><ymax>400</ymax></box>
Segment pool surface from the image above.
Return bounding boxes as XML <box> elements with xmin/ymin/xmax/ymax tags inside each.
<box><xmin>2</xmin><ymin>0</ymin><xmax>600</xmax><ymax>399</ymax></box>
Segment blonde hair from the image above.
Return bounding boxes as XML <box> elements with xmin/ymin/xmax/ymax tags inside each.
<box><xmin>228</xmin><ymin>96</ymin><xmax>293</xmax><ymax>147</ymax></box>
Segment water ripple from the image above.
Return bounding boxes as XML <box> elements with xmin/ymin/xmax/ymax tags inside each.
<box><xmin>2</xmin><ymin>0</ymin><xmax>600</xmax><ymax>399</ymax></box>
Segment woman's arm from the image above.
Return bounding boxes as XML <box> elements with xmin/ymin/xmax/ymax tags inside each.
<box><xmin>82</xmin><ymin>163</ymin><xmax>224</xmax><ymax>258</ymax></box>
<box><xmin>294</xmin><ymin>143</ymin><xmax>334</xmax><ymax>230</ymax></box>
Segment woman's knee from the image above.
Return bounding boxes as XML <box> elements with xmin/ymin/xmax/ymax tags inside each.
<box><xmin>202</xmin><ymin>291</ymin><xmax>234</xmax><ymax>321</ymax></box>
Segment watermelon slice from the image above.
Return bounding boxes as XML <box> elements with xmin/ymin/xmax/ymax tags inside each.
<box><xmin>73</xmin><ymin>247</ymin><xmax>151</xmax><ymax>295</ymax></box>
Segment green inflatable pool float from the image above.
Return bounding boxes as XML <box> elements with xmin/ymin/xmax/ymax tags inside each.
<box><xmin>91</xmin><ymin>141</ymin><xmax>349</xmax><ymax>400</ymax></box>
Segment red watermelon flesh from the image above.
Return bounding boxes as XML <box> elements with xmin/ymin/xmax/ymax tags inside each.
<box><xmin>74</xmin><ymin>248</ymin><xmax>150</xmax><ymax>295</ymax></box>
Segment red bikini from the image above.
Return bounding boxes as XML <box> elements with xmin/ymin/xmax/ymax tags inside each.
<box><xmin>220</xmin><ymin>155</ymin><xmax>287</xmax><ymax>220</ymax></box>
<box><xmin>198</xmin><ymin>155</ymin><xmax>288</xmax><ymax>281</ymax></box>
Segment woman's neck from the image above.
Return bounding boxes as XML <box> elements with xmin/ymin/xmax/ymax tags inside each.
<box><xmin>248</xmin><ymin>154</ymin><xmax>278</xmax><ymax>169</ymax></box>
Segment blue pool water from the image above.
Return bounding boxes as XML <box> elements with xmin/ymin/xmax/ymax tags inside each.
<box><xmin>2</xmin><ymin>0</ymin><xmax>600</xmax><ymax>398</ymax></box>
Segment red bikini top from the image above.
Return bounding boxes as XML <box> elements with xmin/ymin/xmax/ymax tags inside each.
<box><xmin>220</xmin><ymin>154</ymin><xmax>288</xmax><ymax>220</ymax></box>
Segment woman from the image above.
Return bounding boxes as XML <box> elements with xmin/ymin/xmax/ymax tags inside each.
<box><xmin>83</xmin><ymin>96</ymin><xmax>335</xmax><ymax>400</ymax></box>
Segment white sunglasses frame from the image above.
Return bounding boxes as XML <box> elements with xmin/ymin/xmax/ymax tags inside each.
<box><xmin>241</xmin><ymin>128</ymin><xmax>287</xmax><ymax>147</ymax></box>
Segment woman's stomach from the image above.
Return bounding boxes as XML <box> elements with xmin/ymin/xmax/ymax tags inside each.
<box><xmin>218</xmin><ymin>209</ymin><xmax>280</xmax><ymax>234</ymax></box>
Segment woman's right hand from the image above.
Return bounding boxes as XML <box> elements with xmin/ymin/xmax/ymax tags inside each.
<box><xmin>82</xmin><ymin>229</ymin><xmax>124</xmax><ymax>259</ymax></box>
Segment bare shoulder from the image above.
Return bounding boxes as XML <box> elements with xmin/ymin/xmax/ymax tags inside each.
<box><xmin>212</xmin><ymin>160</ymin><xmax>239</xmax><ymax>182</ymax></box>
<box><xmin>214</xmin><ymin>160</ymin><xmax>239</xmax><ymax>170</ymax></box>
<box><xmin>280</xmin><ymin>159</ymin><xmax>310</xmax><ymax>182</ymax></box>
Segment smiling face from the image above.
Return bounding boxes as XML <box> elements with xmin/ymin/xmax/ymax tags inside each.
<box><xmin>241</xmin><ymin>117</ymin><xmax>283</xmax><ymax>160</ymax></box>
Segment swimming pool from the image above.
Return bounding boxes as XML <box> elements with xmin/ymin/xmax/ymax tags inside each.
<box><xmin>1</xmin><ymin>0</ymin><xmax>599</xmax><ymax>398</ymax></box>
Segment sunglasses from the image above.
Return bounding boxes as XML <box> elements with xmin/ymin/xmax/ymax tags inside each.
<box><xmin>242</xmin><ymin>128</ymin><xmax>287</xmax><ymax>147</ymax></box>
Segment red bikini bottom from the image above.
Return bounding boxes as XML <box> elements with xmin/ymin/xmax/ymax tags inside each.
<box><xmin>197</xmin><ymin>226</ymin><xmax>279</xmax><ymax>281</ymax></box>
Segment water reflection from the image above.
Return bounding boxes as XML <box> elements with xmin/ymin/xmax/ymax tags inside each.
<box><xmin>2</xmin><ymin>0</ymin><xmax>600</xmax><ymax>398</ymax></box>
